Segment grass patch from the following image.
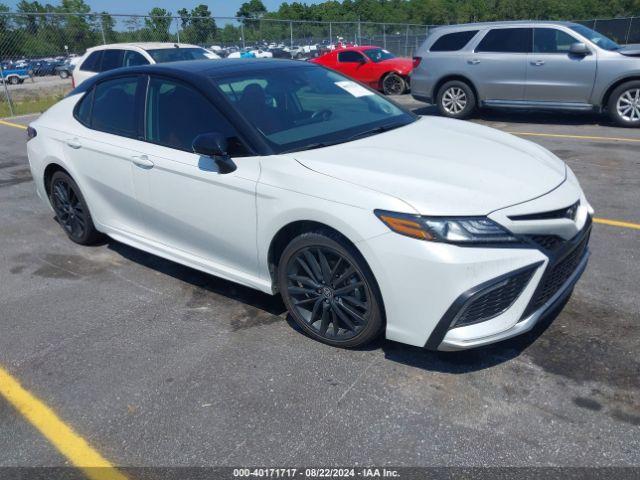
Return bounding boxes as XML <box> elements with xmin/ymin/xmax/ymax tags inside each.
<box><xmin>0</xmin><ymin>94</ymin><xmax>65</xmax><ymax>118</ymax></box>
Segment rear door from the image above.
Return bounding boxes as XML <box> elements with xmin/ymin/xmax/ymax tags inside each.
<box><xmin>464</xmin><ymin>27</ymin><xmax>532</xmax><ymax>101</ymax></box>
<box><xmin>525</xmin><ymin>28</ymin><xmax>597</xmax><ymax>104</ymax></box>
<box><xmin>64</xmin><ymin>75</ymin><xmax>146</xmax><ymax>233</ymax></box>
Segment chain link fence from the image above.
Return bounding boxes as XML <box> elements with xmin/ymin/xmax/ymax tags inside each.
<box><xmin>1</xmin><ymin>12</ymin><xmax>639</xmax><ymax>118</ymax></box>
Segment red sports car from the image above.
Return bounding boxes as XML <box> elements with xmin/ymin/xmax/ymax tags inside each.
<box><xmin>310</xmin><ymin>46</ymin><xmax>414</xmax><ymax>95</ymax></box>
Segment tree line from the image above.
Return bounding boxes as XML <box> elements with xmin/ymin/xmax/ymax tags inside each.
<box><xmin>1</xmin><ymin>0</ymin><xmax>639</xmax><ymax>59</ymax></box>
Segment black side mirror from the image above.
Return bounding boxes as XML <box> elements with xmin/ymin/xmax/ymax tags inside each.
<box><xmin>569</xmin><ymin>42</ymin><xmax>590</xmax><ymax>55</ymax></box>
<box><xmin>192</xmin><ymin>132</ymin><xmax>236</xmax><ymax>174</ymax></box>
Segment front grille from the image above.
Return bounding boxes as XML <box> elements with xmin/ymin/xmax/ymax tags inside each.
<box><xmin>509</xmin><ymin>200</ymin><xmax>580</xmax><ymax>221</ymax></box>
<box><xmin>529</xmin><ymin>234</ymin><xmax>565</xmax><ymax>252</ymax></box>
<box><xmin>453</xmin><ymin>266</ymin><xmax>536</xmax><ymax>328</ymax></box>
<box><xmin>523</xmin><ymin>228</ymin><xmax>590</xmax><ymax>317</ymax></box>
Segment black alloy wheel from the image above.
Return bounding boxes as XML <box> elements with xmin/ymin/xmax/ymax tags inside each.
<box><xmin>382</xmin><ymin>73</ymin><xmax>406</xmax><ymax>96</ymax></box>
<box><xmin>278</xmin><ymin>232</ymin><xmax>383</xmax><ymax>348</ymax></box>
<box><xmin>49</xmin><ymin>171</ymin><xmax>102</xmax><ymax>245</ymax></box>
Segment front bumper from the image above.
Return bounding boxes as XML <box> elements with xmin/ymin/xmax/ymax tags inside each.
<box><xmin>358</xmin><ymin>183</ymin><xmax>592</xmax><ymax>350</ymax></box>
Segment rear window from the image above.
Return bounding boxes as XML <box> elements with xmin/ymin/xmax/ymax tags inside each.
<box><xmin>476</xmin><ymin>28</ymin><xmax>533</xmax><ymax>53</ymax></box>
<box><xmin>146</xmin><ymin>47</ymin><xmax>210</xmax><ymax>63</ymax></box>
<box><xmin>91</xmin><ymin>76</ymin><xmax>140</xmax><ymax>138</ymax></box>
<box><xmin>430</xmin><ymin>30</ymin><xmax>479</xmax><ymax>52</ymax></box>
<box><xmin>100</xmin><ymin>49</ymin><xmax>124</xmax><ymax>72</ymax></box>
<box><xmin>80</xmin><ymin>51</ymin><xmax>103</xmax><ymax>72</ymax></box>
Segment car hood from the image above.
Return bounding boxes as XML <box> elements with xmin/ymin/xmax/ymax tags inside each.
<box><xmin>618</xmin><ymin>44</ymin><xmax>640</xmax><ymax>56</ymax></box>
<box><xmin>293</xmin><ymin>117</ymin><xmax>566</xmax><ymax>216</ymax></box>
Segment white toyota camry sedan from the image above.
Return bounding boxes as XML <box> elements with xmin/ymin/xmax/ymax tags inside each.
<box><xmin>26</xmin><ymin>59</ymin><xmax>593</xmax><ymax>351</ymax></box>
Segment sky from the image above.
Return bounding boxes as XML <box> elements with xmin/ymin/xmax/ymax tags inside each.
<box><xmin>2</xmin><ymin>0</ymin><xmax>323</xmax><ymax>17</ymax></box>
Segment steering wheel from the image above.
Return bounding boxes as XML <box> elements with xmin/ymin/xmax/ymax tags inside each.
<box><xmin>311</xmin><ymin>109</ymin><xmax>333</xmax><ymax>122</ymax></box>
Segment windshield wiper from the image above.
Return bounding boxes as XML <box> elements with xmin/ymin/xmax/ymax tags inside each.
<box><xmin>281</xmin><ymin>140</ymin><xmax>343</xmax><ymax>154</ymax></box>
<box><xmin>347</xmin><ymin>122</ymin><xmax>405</xmax><ymax>142</ymax></box>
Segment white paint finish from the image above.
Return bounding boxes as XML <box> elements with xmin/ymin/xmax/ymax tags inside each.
<box><xmin>27</xmin><ymin>90</ymin><xmax>590</xmax><ymax>350</ymax></box>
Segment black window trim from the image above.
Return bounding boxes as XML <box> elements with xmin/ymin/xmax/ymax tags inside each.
<box><xmin>141</xmin><ymin>73</ymin><xmax>256</xmax><ymax>157</ymax></box>
<box><xmin>533</xmin><ymin>27</ymin><xmax>582</xmax><ymax>55</ymax></box>
<box><xmin>72</xmin><ymin>73</ymin><xmax>146</xmax><ymax>140</ymax></box>
<box><xmin>474</xmin><ymin>27</ymin><xmax>534</xmax><ymax>54</ymax></box>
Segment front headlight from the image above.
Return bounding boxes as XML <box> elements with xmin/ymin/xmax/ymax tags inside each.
<box><xmin>374</xmin><ymin>210</ymin><xmax>519</xmax><ymax>244</ymax></box>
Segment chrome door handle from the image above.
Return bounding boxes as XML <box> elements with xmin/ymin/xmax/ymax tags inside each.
<box><xmin>531</xmin><ymin>60</ymin><xmax>545</xmax><ymax>66</ymax></box>
<box><xmin>131</xmin><ymin>155</ymin><xmax>154</xmax><ymax>168</ymax></box>
<box><xmin>468</xmin><ymin>59</ymin><xmax>481</xmax><ymax>65</ymax></box>
<box><xmin>65</xmin><ymin>138</ymin><xmax>81</xmax><ymax>149</ymax></box>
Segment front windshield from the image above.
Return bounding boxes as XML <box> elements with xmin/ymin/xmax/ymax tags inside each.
<box><xmin>569</xmin><ymin>24</ymin><xmax>620</xmax><ymax>51</ymax></box>
<box><xmin>363</xmin><ymin>48</ymin><xmax>396</xmax><ymax>62</ymax></box>
<box><xmin>147</xmin><ymin>47</ymin><xmax>212</xmax><ymax>63</ymax></box>
<box><xmin>212</xmin><ymin>66</ymin><xmax>415</xmax><ymax>154</ymax></box>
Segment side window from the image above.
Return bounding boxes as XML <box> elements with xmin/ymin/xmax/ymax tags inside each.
<box><xmin>534</xmin><ymin>29</ymin><xmax>579</xmax><ymax>53</ymax></box>
<box><xmin>91</xmin><ymin>76</ymin><xmax>140</xmax><ymax>138</ymax></box>
<box><xmin>74</xmin><ymin>88</ymin><xmax>94</xmax><ymax>126</ymax></box>
<box><xmin>80</xmin><ymin>51</ymin><xmax>103</xmax><ymax>72</ymax></box>
<box><xmin>338</xmin><ymin>51</ymin><xmax>365</xmax><ymax>63</ymax></box>
<box><xmin>100</xmin><ymin>49</ymin><xmax>124</xmax><ymax>72</ymax></box>
<box><xmin>476</xmin><ymin>28</ymin><xmax>533</xmax><ymax>53</ymax></box>
<box><xmin>145</xmin><ymin>77</ymin><xmax>249</xmax><ymax>157</ymax></box>
<box><xmin>123</xmin><ymin>50</ymin><xmax>149</xmax><ymax>67</ymax></box>
<box><xmin>430</xmin><ymin>30</ymin><xmax>479</xmax><ymax>52</ymax></box>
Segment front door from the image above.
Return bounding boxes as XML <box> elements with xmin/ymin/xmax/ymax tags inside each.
<box><xmin>131</xmin><ymin>76</ymin><xmax>261</xmax><ymax>280</ymax></box>
<box><xmin>525</xmin><ymin>28</ymin><xmax>597</xmax><ymax>104</ymax></box>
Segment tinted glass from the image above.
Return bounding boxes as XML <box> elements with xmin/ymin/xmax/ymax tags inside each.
<box><xmin>569</xmin><ymin>24</ymin><xmax>620</xmax><ymax>51</ymax></box>
<box><xmin>145</xmin><ymin>77</ymin><xmax>248</xmax><ymax>156</ymax></box>
<box><xmin>100</xmin><ymin>49</ymin><xmax>124</xmax><ymax>72</ymax></box>
<box><xmin>80</xmin><ymin>51</ymin><xmax>102</xmax><ymax>72</ymax></box>
<box><xmin>91</xmin><ymin>77</ymin><xmax>139</xmax><ymax>138</ymax></box>
<box><xmin>213</xmin><ymin>66</ymin><xmax>414</xmax><ymax>154</ymax></box>
<box><xmin>476</xmin><ymin>28</ymin><xmax>533</xmax><ymax>53</ymax></box>
<box><xmin>431</xmin><ymin>30</ymin><xmax>479</xmax><ymax>51</ymax></box>
<box><xmin>123</xmin><ymin>50</ymin><xmax>149</xmax><ymax>67</ymax></box>
<box><xmin>338</xmin><ymin>51</ymin><xmax>365</xmax><ymax>62</ymax></box>
<box><xmin>75</xmin><ymin>89</ymin><xmax>94</xmax><ymax>126</ymax></box>
<box><xmin>363</xmin><ymin>48</ymin><xmax>395</xmax><ymax>62</ymax></box>
<box><xmin>146</xmin><ymin>47</ymin><xmax>211</xmax><ymax>63</ymax></box>
<box><xmin>534</xmin><ymin>29</ymin><xmax>579</xmax><ymax>53</ymax></box>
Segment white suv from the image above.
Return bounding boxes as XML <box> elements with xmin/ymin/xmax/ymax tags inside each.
<box><xmin>72</xmin><ymin>42</ymin><xmax>219</xmax><ymax>87</ymax></box>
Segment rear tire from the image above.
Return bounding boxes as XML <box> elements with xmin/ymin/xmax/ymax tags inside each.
<box><xmin>49</xmin><ymin>171</ymin><xmax>103</xmax><ymax>245</ymax></box>
<box><xmin>59</xmin><ymin>70</ymin><xmax>69</xmax><ymax>79</ymax></box>
<box><xmin>8</xmin><ymin>76</ymin><xmax>19</xmax><ymax>85</ymax></box>
<box><xmin>608</xmin><ymin>81</ymin><xmax>640</xmax><ymax>127</ymax></box>
<box><xmin>436</xmin><ymin>80</ymin><xmax>476</xmax><ymax>119</ymax></box>
<box><xmin>278</xmin><ymin>231</ymin><xmax>383</xmax><ymax>348</ymax></box>
<box><xmin>382</xmin><ymin>73</ymin><xmax>406</xmax><ymax>95</ymax></box>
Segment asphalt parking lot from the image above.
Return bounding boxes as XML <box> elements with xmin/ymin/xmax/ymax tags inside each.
<box><xmin>1</xmin><ymin>99</ymin><xmax>639</xmax><ymax>471</ymax></box>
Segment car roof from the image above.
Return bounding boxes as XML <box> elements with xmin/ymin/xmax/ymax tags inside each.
<box><xmin>336</xmin><ymin>46</ymin><xmax>380</xmax><ymax>52</ymax></box>
<box><xmin>70</xmin><ymin>59</ymin><xmax>315</xmax><ymax>94</ymax></box>
<box><xmin>431</xmin><ymin>20</ymin><xmax>579</xmax><ymax>31</ymax></box>
<box><xmin>87</xmin><ymin>42</ymin><xmax>203</xmax><ymax>51</ymax></box>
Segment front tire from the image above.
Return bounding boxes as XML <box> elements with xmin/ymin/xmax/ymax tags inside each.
<box><xmin>59</xmin><ymin>70</ymin><xmax>69</xmax><ymax>79</ymax></box>
<box><xmin>382</xmin><ymin>73</ymin><xmax>406</xmax><ymax>95</ymax></box>
<box><xmin>608</xmin><ymin>81</ymin><xmax>640</xmax><ymax>127</ymax></box>
<box><xmin>436</xmin><ymin>80</ymin><xmax>476</xmax><ymax>119</ymax></box>
<box><xmin>49</xmin><ymin>171</ymin><xmax>102</xmax><ymax>245</ymax></box>
<box><xmin>8</xmin><ymin>76</ymin><xmax>19</xmax><ymax>85</ymax></box>
<box><xmin>278</xmin><ymin>231</ymin><xmax>383</xmax><ymax>348</ymax></box>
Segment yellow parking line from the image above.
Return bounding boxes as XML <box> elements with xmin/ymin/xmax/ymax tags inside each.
<box><xmin>508</xmin><ymin>131</ymin><xmax>640</xmax><ymax>143</ymax></box>
<box><xmin>0</xmin><ymin>119</ymin><xmax>27</xmax><ymax>130</ymax></box>
<box><xmin>594</xmin><ymin>217</ymin><xmax>640</xmax><ymax>230</ymax></box>
<box><xmin>0</xmin><ymin>366</ymin><xmax>127</xmax><ymax>480</ymax></box>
